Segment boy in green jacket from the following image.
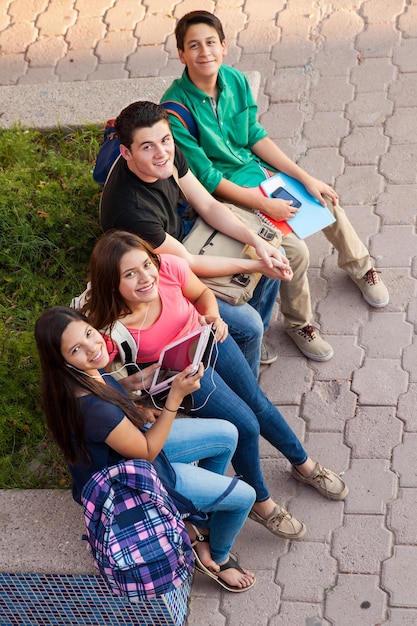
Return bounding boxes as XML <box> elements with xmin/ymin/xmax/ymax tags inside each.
<box><xmin>161</xmin><ymin>10</ymin><xmax>389</xmax><ymax>362</ymax></box>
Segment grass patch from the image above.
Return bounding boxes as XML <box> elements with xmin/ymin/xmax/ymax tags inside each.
<box><xmin>0</xmin><ymin>125</ymin><xmax>103</xmax><ymax>488</ymax></box>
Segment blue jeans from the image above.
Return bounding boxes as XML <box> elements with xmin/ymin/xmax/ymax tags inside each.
<box><xmin>163</xmin><ymin>419</ymin><xmax>255</xmax><ymax>563</ymax></box>
<box><xmin>217</xmin><ymin>276</ymin><xmax>280</xmax><ymax>378</ymax></box>
<box><xmin>188</xmin><ymin>335</ymin><xmax>308</xmax><ymax>502</ymax></box>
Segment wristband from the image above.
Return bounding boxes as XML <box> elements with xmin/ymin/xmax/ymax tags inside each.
<box><xmin>163</xmin><ymin>405</ymin><xmax>178</xmax><ymax>413</ymax></box>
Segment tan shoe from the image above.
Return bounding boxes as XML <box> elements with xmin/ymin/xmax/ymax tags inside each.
<box><xmin>292</xmin><ymin>462</ymin><xmax>349</xmax><ymax>501</ymax></box>
<box><xmin>249</xmin><ymin>504</ymin><xmax>306</xmax><ymax>540</ymax></box>
<box><xmin>286</xmin><ymin>325</ymin><xmax>334</xmax><ymax>361</ymax></box>
<box><xmin>352</xmin><ymin>268</ymin><xmax>389</xmax><ymax>308</ymax></box>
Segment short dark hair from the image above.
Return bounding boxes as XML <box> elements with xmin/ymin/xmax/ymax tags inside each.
<box><xmin>175</xmin><ymin>10</ymin><xmax>225</xmax><ymax>51</ymax></box>
<box><xmin>115</xmin><ymin>101</ymin><xmax>169</xmax><ymax>149</ymax></box>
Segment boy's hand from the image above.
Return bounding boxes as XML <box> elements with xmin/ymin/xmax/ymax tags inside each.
<box><xmin>303</xmin><ymin>175</ymin><xmax>339</xmax><ymax>206</ymax></box>
<box><xmin>252</xmin><ymin>240</ymin><xmax>293</xmax><ymax>281</ymax></box>
<box><xmin>260</xmin><ymin>196</ymin><xmax>300</xmax><ymax>221</ymax></box>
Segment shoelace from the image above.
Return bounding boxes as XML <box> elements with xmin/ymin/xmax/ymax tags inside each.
<box><xmin>298</xmin><ymin>324</ymin><xmax>317</xmax><ymax>342</ymax></box>
<box><xmin>310</xmin><ymin>464</ymin><xmax>332</xmax><ymax>495</ymax></box>
<box><xmin>363</xmin><ymin>268</ymin><xmax>381</xmax><ymax>285</ymax></box>
<box><xmin>268</xmin><ymin>507</ymin><xmax>295</xmax><ymax>531</ymax></box>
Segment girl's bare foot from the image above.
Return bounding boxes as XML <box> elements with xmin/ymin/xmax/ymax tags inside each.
<box><xmin>186</xmin><ymin>524</ymin><xmax>219</xmax><ymax>572</ymax></box>
<box><xmin>216</xmin><ymin>557</ymin><xmax>255</xmax><ymax>590</ymax></box>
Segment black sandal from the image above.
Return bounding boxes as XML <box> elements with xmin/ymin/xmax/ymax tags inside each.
<box><xmin>193</xmin><ymin>553</ymin><xmax>256</xmax><ymax>593</ymax></box>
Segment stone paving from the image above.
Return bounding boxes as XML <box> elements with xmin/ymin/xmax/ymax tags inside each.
<box><xmin>1</xmin><ymin>1</ymin><xmax>417</xmax><ymax>625</ymax></box>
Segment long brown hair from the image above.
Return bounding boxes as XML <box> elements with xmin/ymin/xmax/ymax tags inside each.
<box><xmin>84</xmin><ymin>230</ymin><xmax>161</xmax><ymax>333</ymax></box>
<box><xmin>35</xmin><ymin>306</ymin><xmax>146</xmax><ymax>464</ymax></box>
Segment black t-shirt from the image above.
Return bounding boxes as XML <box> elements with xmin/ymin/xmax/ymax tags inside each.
<box><xmin>99</xmin><ymin>146</ymin><xmax>189</xmax><ymax>248</ymax></box>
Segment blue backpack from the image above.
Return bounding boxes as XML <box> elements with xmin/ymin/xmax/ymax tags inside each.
<box><xmin>81</xmin><ymin>459</ymin><xmax>194</xmax><ymax>601</ymax></box>
<box><xmin>92</xmin><ymin>101</ymin><xmax>198</xmax><ymax>184</ymax></box>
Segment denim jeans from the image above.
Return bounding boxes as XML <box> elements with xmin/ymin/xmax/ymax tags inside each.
<box><xmin>163</xmin><ymin>419</ymin><xmax>256</xmax><ymax>563</ymax></box>
<box><xmin>188</xmin><ymin>335</ymin><xmax>308</xmax><ymax>502</ymax></box>
<box><xmin>217</xmin><ymin>276</ymin><xmax>280</xmax><ymax>378</ymax></box>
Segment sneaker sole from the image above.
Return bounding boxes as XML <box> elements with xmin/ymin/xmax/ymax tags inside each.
<box><xmin>362</xmin><ymin>293</ymin><xmax>389</xmax><ymax>308</ymax></box>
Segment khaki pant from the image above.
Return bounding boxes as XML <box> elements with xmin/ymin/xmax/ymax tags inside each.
<box><xmin>280</xmin><ymin>200</ymin><xmax>371</xmax><ymax>329</ymax></box>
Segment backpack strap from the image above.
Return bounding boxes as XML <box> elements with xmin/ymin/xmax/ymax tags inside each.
<box><xmin>106</xmin><ymin>321</ymin><xmax>139</xmax><ymax>376</ymax></box>
<box><xmin>161</xmin><ymin>100</ymin><xmax>199</xmax><ymax>140</ymax></box>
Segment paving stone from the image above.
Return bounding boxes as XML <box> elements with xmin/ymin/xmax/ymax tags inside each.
<box><xmin>231</xmin><ymin>516</ymin><xmax>287</xmax><ymax>572</ymax></box>
<box><xmin>290</xmin><ymin>490</ymin><xmax>345</xmax><ymax>543</ymax></box>
<box><xmin>315</xmin><ymin>272</ymin><xmax>369</xmax><ymax>329</ymax></box>
<box><xmin>340</xmin><ymin>127</ymin><xmax>389</xmax><ymax>165</ymax></box>
<box><xmin>373</xmin><ymin>267</ymin><xmax>417</xmax><ymax>314</ymax></box>
<box><xmin>133</xmin><ymin>12</ymin><xmax>175</xmax><ymax>45</ymax></box>
<box><xmin>359</xmin><ymin>312</ymin><xmax>412</xmax><ymax>358</ymax></box>
<box><xmin>237</xmin><ymin>53</ymin><xmax>275</xmax><ymax>78</ymax></box>
<box><xmin>238</xmin><ymin>20</ymin><xmax>280</xmax><ymax>53</ymax></box>
<box><xmin>345</xmin><ymin>91</ymin><xmax>393</xmax><ymax>127</ymax></box>
<box><xmin>385</xmin><ymin>108</ymin><xmax>417</xmax><ymax>145</ymax></box>
<box><xmin>0</xmin><ymin>8</ymin><xmax>10</xmax><ymax>32</ymax></box>
<box><xmin>0</xmin><ymin>53</ymin><xmax>28</xmax><ymax>85</ymax></box>
<box><xmin>370</xmin><ymin>225</ymin><xmax>417</xmax><ymax>267</ymax></box>
<box><xmin>402</xmin><ymin>345</ymin><xmax>417</xmax><ymax>385</ymax></box>
<box><xmin>269</xmin><ymin>601</ymin><xmax>330</xmax><ymax>626</ymax></box>
<box><xmin>350</xmin><ymin>57</ymin><xmax>396</xmax><ymax>92</ymax></box>
<box><xmin>310</xmin><ymin>75</ymin><xmax>355</xmax><ymax>111</ymax></box>
<box><xmin>26</xmin><ymin>36</ymin><xmax>68</xmax><ymax>67</ymax></box>
<box><xmin>221</xmin><ymin>570</ymin><xmax>281</xmax><ymax>625</ymax></box>
<box><xmin>313</xmin><ymin>45</ymin><xmax>358</xmax><ymax>77</ymax></box>
<box><xmin>36</xmin><ymin>0</ymin><xmax>77</xmax><ymax>36</ymax></box>
<box><xmin>95</xmin><ymin>31</ymin><xmax>137</xmax><ymax>64</ymax></box>
<box><xmin>345</xmin><ymin>406</ymin><xmax>403</xmax><ymax>458</ymax></box>
<box><xmin>375</xmin><ymin>184</ymin><xmax>417</xmax><ymax>225</ymax></box>
<box><xmin>8</xmin><ymin>0</ymin><xmax>48</xmax><ymax>22</ymax></box>
<box><xmin>66</xmin><ymin>17</ymin><xmax>107</xmax><ymax>50</ymax></box>
<box><xmin>307</xmin><ymin>335</ymin><xmax>364</xmax><ymax>382</ymax></box>
<box><xmin>344</xmin><ymin>459</ymin><xmax>398</xmax><ymax>514</ymax></box>
<box><xmin>276</xmin><ymin>542</ymin><xmax>337</xmax><ymax>603</ymax></box>
<box><xmin>302</xmin><ymin>381</ymin><xmax>357</xmax><ymax>432</ymax></box>
<box><xmin>302</xmin><ymin>230</ymin><xmax>334</xmax><ymax>268</ymax></box>
<box><xmin>17</xmin><ymin>66</ymin><xmax>57</xmax><ymax>84</ymax></box>
<box><xmin>159</xmin><ymin>58</ymin><xmax>184</xmax><ymax>77</ymax></box>
<box><xmin>335</xmin><ymin>165</ymin><xmax>385</xmax><ymax>206</ymax></box>
<box><xmin>382</xmin><ymin>545</ymin><xmax>417</xmax><ymax>607</ymax></box>
<box><xmin>303</xmin><ymin>112</ymin><xmax>349</xmax><ymax>147</ymax></box>
<box><xmin>380</xmin><ymin>143</ymin><xmax>417</xmax><ymax>184</ymax></box>
<box><xmin>271</xmin><ymin>36</ymin><xmax>316</xmax><ymax>67</ymax></box>
<box><xmin>356</xmin><ymin>22</ymin><xmax>401</xmax><ymax>58</ymax></box>
<box><xmin>398</xmin><ymin>4</ymin><xmax>417</xmax><ymax>36</ymax></box>
<box><xmin>389</xmin><ymin>71</ymin><xmax>417</xmax><ymax>107</ymax></box>
<box><xmin>86</xmin><ymin>62</ymin><xmax>128</xmax><ymax>81</ymax></box>
<box><xmin>260</xmin><ymin>102</ymin><xmax>304</xmax><ymax>140</ymax></box>
<box><xmin>361</xmin><ymin>0</ymin><xmax>406</xmax><ymax>23</ymax></box>
<box><xmin>395</xmin><ymin>38</ymin><xmax>417</xmax><ymax>72</ymax></box>
<box><xmin>324</xmin><ymin>574</ymin><xmax>388</xmax><ymax>624</ymax></box>
<box><xmin>244</xmin><ymin>0</ymin><xmax>285</xmax><ymax>20</ymax></box>
<box><xmin>76</xmin><ymin>0</ymin><xmax>115</xmax><ymax>14</ymax></box>
<box><xmin>215</xmin><ymin>7</ymin><xmax>246</xmax><ymax>42</ymax></box>
<box><xmin>260</xmin><ymin>355</ymin><xmax>313</xmax><ymax>405</ymax></box>
<box><xmin>392</xmin><ymin>433</ymin><xmax>417</xmax><ymax>488</ymax></box>
<box><xmin>388</xmin><ymin>608</ymin><xmax>417</xmax><ymax>625</ymax></box>
<box><xmin>298</xmin><ymin>147</ymin><xmax>344</xmax><ymax>183</ymax></box>
<box><xmin>104</xmin><ymin>0</ymin><xmax>145</xmax><ymax>30</ymax></box>
<box><xmin>331</xmin><ymin>515</ymin><xmax>393</xmax><ymax>574</ymax></box>
<box><xmin>266</xmin><ymin>68</ymin><xmax>310</xmax><ymax>103</ymax></box>
<box><xmin>387</xmin><ymin>487</ymin><xmax>417</xmax><ymax>544</ymax></box>
<box><xmin>320</xmin><ymin>9</ymin><xmax>363</xmax><ymax>43</ymax></box>
<box><xmin>55</xmin><ymin>50</ymin><xmax>97</xmax><ymax>82</ymax></box>
<box><xmin>0</xmin><ymin>21</ymin><xmax>39</xmax><ymax>54</ymax></box>
<box><xmin>127</xmin><ymin>46</ymin><xmax>169</xmax><ymax>77</ymax></box>
<box><xmin>301</xmin><ymin>432</ymin><xmax>351</xmax><ymax>477</ymax></box>
<box><xmin>187</xmin><ymin>597</ymin><xmax>226</xmax><ymax>626</ymax></box>
<box><xmin>276</xmin><ymin>5</ymin><xmax>317</xmax><ymax>38</ymax></box>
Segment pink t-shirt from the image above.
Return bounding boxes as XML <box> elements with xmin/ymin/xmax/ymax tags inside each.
<box><xmin>104</xmin><ymin>254</ymin><xmax>201</xmax><ymax>363</ymax></box>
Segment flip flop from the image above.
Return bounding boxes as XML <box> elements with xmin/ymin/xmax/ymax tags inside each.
<box><xmin>192</xmin><ymin>549</ymin><xmax>255</xmax><ymax>593</ymax></box>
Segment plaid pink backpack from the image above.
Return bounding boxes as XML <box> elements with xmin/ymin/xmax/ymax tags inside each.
<box><xmin>81</xmin><ymin>459</ymin><xmax>194</xmax><ymax>602</ymax></box>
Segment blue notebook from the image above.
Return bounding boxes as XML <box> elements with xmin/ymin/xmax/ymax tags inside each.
<box><xmin>260</xmin><ymin>173</ymin><xmax>336</xmax><ymax>239</ymax></box>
